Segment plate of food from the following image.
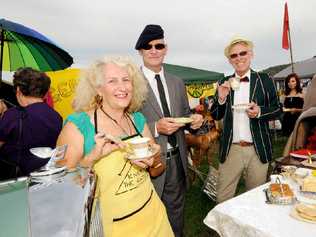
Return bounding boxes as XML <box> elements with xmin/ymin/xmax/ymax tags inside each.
<box><xmin>290</xmin><ymin>203</ymin><xmax>316</xmax><ymax>223</ymax></box>
<box><xmin>264</xmin><ymin>182</ymin><xmax>296</xmax><ymax>205</ymax></box>
<box><xmin>290</xmin><ymin>149</ymin><xmax>316</xmax><ymax>159</ymax></box>
<box><xmin>173</xmin><ymin>117</ymin><xmax>193</xmax><ymax>124</ymax></box>
<box><xmin>231</xmin><ymin>103</ymin><xmax>250</xmax><ymax>110</ymax></box>
<box><xmin>296</xmin><ymin>175</ymin><xmax>316</xmax><ymax>204</ymax></box>
<box><xmin>294</xmin><ymin>168</ymin><xmax>311</xmax><ymax>178</ymax></box>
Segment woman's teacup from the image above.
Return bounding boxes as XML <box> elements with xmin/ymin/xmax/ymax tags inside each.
<box><xmin>229</xmin><ymin>77</ymin><xmax>240</xmax><ymax>90</ymax></box>
<box><xmin>129</xmin><ymin>137</ymin><xmax>151</xmax><ymax>158</ymax></box>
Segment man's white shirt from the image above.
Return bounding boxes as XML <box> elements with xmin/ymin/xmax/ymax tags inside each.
<box><xmin>142</xmin><ymin>66</ymin><xmax>174</xmax><ymax>149</ymax></box>
<box><xmin>232</xmin><ymin>70</ymin><xmax>253</xmax><ymax>143</ymax></box>
<box><xmin>142</xmin><ymin>66</ymin><xmax>172</xmax><ymax>113</ymax></box>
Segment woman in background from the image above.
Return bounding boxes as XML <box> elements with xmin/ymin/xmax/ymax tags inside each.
<box><xmin>57</xmin><ymin>56</ymin><xmax>173</xmax><ymax>237</ymax></box>
<box><xmin>0</xmin><ymin>68</ymin><xmax>62</xmax><ymax>179</ymax></box>
<box><xmin>282</xmin><ymin>73</ymin><xmax>304</xmax><ymax>136</ymax></box>
<box><xmin>0</xmin><ymin>100</ymin><xmax>7</xmax><ymax>117</ymax></box>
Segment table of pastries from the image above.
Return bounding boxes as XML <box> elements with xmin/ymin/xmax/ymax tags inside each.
<box><xmin>204</xmin><ymin>166</ymin><xmax>316</xmax><ymax>237</ymax></box>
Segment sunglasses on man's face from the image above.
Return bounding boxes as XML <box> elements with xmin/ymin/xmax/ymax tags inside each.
<box><xmin>142</xmin><ymin>43</ymin><xmax>166</xmax><ymax>50</ymax></box>
<box><xmin>229</xmin><ymin>51</ymin><xmax>248</xmax><ymax>59</ymax></box>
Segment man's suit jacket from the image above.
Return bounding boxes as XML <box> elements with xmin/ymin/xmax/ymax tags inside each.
<box><xmin>210</xmin><ymin>70</ymin><xmax>282</xmax><ymax>164</ymax></box>
<box><xmin>140</xmin><ymin>72</ymin><xmax>191</xmax><ymax>196</ymax></box>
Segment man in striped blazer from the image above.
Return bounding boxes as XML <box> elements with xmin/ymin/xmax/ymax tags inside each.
<box><xmin>210</xmin><ymin>37</ymin><xmax>282</xmax><ymax>203</ymax></box>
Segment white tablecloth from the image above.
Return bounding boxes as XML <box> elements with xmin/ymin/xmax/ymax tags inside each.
<box><xmin>203</xmin><ymin>183</ymin><xmax>316</xmax><ymax>237</ymax></box>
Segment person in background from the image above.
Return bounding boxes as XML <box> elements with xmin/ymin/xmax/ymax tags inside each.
<box><xmin>303</xmin><ymin>74</ymin><xmax>316</xmax><ymax>111</ymax></box>
<box><xmin>281</xmin><ymin>73</ymin><xmax>304</xmax><ymax>136</ymax></box>
<box><xmin>0</xmin><ymin>100</ymin><xmax>7</xmax><ymax>117</ymax></box>
<box><xmin>283</xmin><ymin>73</ymin><xmax>316</xmax><ymax>156</ymax></box>
<box><xmin>0</xmin><ymin>68</ymin><xmax>62</xmax><ymax>180</ymax></box>
<box><xmin>210</xmin><ymin>37</ymin><xmax>281</xmax><ymax>203</ymax></box>
<box><xmin>56</xmin><ymin>56</ymin><xmax>174</xmax><ymax>237</ymax></box>
<box><xmin>135</xmin><ymin>24</ymin><xmax>203</xmax><ymax>237</ymax></box>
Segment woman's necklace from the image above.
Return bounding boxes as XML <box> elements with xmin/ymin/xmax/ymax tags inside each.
<box><xmin>99</xmin><ymin>106</ymin><xmax>132</xmax><ymax>136</ymax></box>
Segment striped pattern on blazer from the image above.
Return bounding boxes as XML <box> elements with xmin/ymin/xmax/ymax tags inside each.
<box><xmin>210</xmin><ymin>70</ymin><xmax>282</xmax><ymax>164</ymax></box>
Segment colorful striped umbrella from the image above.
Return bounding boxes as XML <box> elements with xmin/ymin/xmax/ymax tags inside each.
<box><xmin>0</xmin><ymin>18</ymin><xmax>73</xmax><ymax>85</ymax></box>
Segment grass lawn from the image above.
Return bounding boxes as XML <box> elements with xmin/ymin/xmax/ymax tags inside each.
<box><xmin>183</xmin><ymin>133</ymin><xmax>288</xmax><ymax>237</ymax></box>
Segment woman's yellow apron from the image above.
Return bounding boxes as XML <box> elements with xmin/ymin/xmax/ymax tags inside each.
<box><xmin>93</xmin><ymin>146</ymin><xmax>174</xmax><ymax>237</ymax></box>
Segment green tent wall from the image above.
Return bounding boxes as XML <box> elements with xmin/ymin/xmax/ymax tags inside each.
<box><xmin>163</xmin><ymin>63</ymin><xmax>223</xmax><ymax>85</ymax></box>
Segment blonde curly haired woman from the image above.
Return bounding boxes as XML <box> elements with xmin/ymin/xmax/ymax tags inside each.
<box><xmin>57</xmin><ymin>56</ymin><xmax>174</xmax><ymax>237</ymax></box>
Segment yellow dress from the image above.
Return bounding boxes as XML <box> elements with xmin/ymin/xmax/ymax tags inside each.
<box><xmin>93</xmin><ymin>147</ymin><xmax>174</xmax><ymax>237</ymax></box>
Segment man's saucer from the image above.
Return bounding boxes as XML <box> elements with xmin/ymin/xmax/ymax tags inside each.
<box><xmin>173</xmin><ymin>117</ymin><xmax>193</xmax><ymax>124</ymax></box>
<box><xmin>232</xmin><ymin>104</ymin><xmax>250</xmax><ymax>110</ymax></box>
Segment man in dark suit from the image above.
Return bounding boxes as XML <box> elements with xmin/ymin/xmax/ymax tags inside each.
<box><xmin>135</xmin><ymin>24</ymin><xmax>203</xmax><ymax>236</ymax></box>
<box><xmin>210</xmin><ymin>37</ymin><xmax>282</xmax><ymax>203</ymax></box>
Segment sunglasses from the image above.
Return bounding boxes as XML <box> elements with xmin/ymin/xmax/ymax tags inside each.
<box><xmin>229</xmin><ymin>51</ymin><xmax>248</xmax><ymax>59</ymax></box>
<box><xmin>142</xmin><ymin>43</ymin><xmax>166</xmax><ymax>50</ymax></box>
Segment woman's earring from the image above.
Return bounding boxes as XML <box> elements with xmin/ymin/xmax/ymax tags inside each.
<box><xmin>95</xmin><ymin>94</ymin><xmax>103</xmax><ymax>106</ymax></box>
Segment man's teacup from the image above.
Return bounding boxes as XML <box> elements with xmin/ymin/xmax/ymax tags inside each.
<box><xmin>229</xmin><ymin>77</ymin><xmax>240</xmax><ymax>90</ymax></box>
<box><xmin>129</xmin><ymin>137</ymin><xmax>151</xmax><ymax>158</ymax></box>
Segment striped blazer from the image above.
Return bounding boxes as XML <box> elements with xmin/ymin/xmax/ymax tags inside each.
<box><xmin>210</xmin><ymin>70</ymin><xmax>282</xmax><ymax>164</ymax></box>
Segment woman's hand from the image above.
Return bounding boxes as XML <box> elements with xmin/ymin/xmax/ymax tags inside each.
<box><xmin>93</xmin><ymin>133</ymin><xmax>125</xmax><ymax>161</ymax></box>
<box><xmin>131</xmin><ymin>157</ymin><xmax>154</xmax><ymax>169</ymax></box>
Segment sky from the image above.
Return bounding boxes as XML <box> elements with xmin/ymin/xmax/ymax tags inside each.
<box><xmin>2</xmin><ymin>0</ymin><xmax>316</xmax><ymax>75</ymax></box>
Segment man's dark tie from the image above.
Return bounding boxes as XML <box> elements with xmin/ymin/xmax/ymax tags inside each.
<box><xmin>155</xmin><ymin>74</ymin><xmax>177</xmax><ymax>147</ymax></box>
<box><xmin>240</xmin><ymin>76</ymin><xmax>249</xmax><ymax>82</ymax></box>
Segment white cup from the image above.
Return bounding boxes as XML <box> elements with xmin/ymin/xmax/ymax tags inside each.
<box><xmin>230</xmin><ymin>77</ymin><xmax>240</xmax><ymax>90</ymax></box>
<box><xmin>129</xmin><ymin>137</ymin><xmax>151</xmax><ymax>158</ymax></box>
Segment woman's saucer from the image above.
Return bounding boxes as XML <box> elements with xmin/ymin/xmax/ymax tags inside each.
<box><xmin>126</xmin><ymin>145</ymin><xmax>159</xmax><ymax>160</ymax></box>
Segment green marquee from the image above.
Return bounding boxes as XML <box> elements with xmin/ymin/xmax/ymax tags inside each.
<box><xmin>163</xmin><ymin>63</ymin><xmax>223</xmax><ymax>85</ymax></box>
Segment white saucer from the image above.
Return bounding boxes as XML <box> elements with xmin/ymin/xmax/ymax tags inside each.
<box><xmin>30</xmin><ymin>147</ymin><xmax>53</xmax><ymax>158</ymax></box>
<box><xmin>232</xmin><ymin>104</ymin><xmax>249</xmax><ymax>110</ymax></box>
<box><xmin>127</xmin><ymin>151</ymin><xmax>155</xmax><ymax>160</ymax></box>
<box><xmin>173</xmin><ymin>117</ymin><xmax>193</xmax><ymax>124</ymax></box>
<box><xmin>290</xmin><ymin>153</ymin><xmax>316</xmax><ymax>159</ymax></box>
<box><xmin>296</xmin><ymin>191</ymin><xmax>316</xmax><ymax>205</ymax></box>
<box><xmin>290</xmin><ymin>206</ymin><xmax>316</xmax><ymax>223</ymax></box>
<box><xmin>126</xmin><ymin>145</ymin><xmax>159</xmax><ymax>160</ymax></box>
